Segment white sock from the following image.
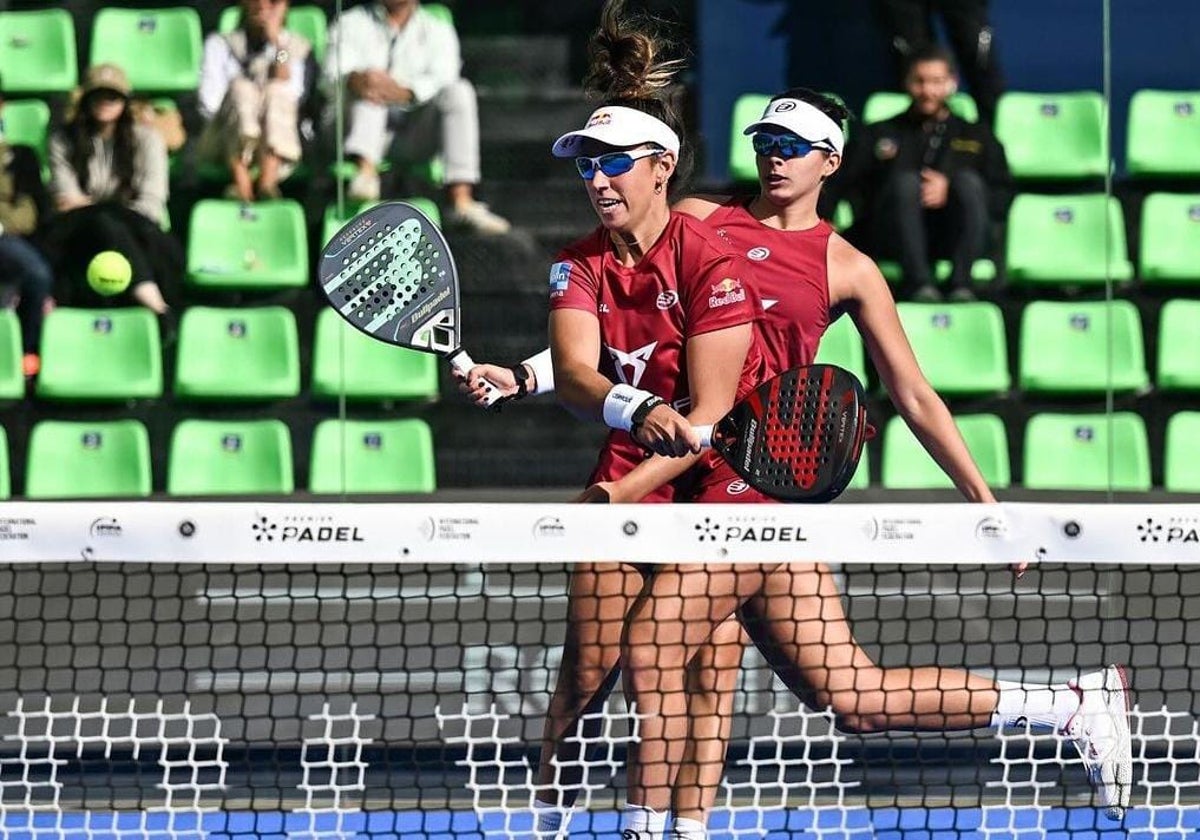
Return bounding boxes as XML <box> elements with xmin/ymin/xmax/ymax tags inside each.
<box><xmin>621</xmin><ymin>803</ymin><xmax>668</xmax><ymax>840</ymax></box>
<box><xmin>533</xmin><ymin>800</ymin><xmax>568</xmax><ymax>840</ymax></box>
<box><xmin>990</xmin><ymin>679</ymin><xmax>1081</xmax><ymax>732</ymax></box>
<box><xmin>671</xmin><ymin>816</ymin><xmax>707</xmax><ymax>840</ymax></box>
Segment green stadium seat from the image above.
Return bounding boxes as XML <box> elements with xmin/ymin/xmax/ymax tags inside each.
<box><xmin>728</xmin><ymin>93</ymin><xmax>772</xmax><ymax>182</ymax></box>
<box><xmin>167</xmin><ymin>419</ymin><xmax>294</xmax><ymax>496</ymax></box>
<box><xmin>1139</xmin><ymin>193</ymin><xmax>1200</xmax><ymax>284</ymax></box>
<box><xmin>1126</xmin><ymin>90</ymin><xmax>1200</xmax><ymax>177</ymax></box>
<box><xmin>2</xmin><ymin>98</ymin><xmax>52</xmax><ymax>172</ymax></box>
<box><xmin>0</xmin><ymin>310</ymin><xmax>22</xmax><ymax>400</ymax></box>
<box><xmin>0</xmin><ymin>425</ymin><xmax>9</xmax><ymax>499</ymax></box>
<box><xmin>309</xmin><ymin>418</ymin><xmax>436</xmax><ymax>494</ymax></box>
<box><xmin>876</xmin><ymin>258</ymin><xmax>996</xmax><ymax>286</ymax></box>
<box><xmin>861</xmin><ymin>90</ymin><xmax>979</xmax><ymax>124</ymax></box>
<box><xmin>994</xmin><ymin>91</ymin><xmax>1107</xmax><ymax>180</ymax></box>
<box><xmin>187</xmin><ymin>199</ymin><xmax>308</xmax><ymax>291</ymax></box>
<box><xmin>218</xmin><ymin>4</ymin><xmax>328</xmax><ymax>61</ymax></box>
<box><xmin>311</xmin><ymin>308</ymin><xmax>439</xmax><ymax>402</ymax></box>
<box><xmin>174</xmin><ymin>306</ymin><xmax>300</xmax><ymax>400</ymax></box>
<box><xmin>1022</xmin><ymin>412</ymin><xmax>1150</xmax><ymax>491</ymax></box>
<box><xmin>882</xmin><ymin>413</ymin><xmax>1011</xmax><ymax>489</ymax></box>
<box><xmin>89</xmin><ymin>8</ymin><xmax>203</xmax><ymax>94</ymax></box>
<box><xmin>36</xmin><ymin>308</ymin><xmax>163</xmax><ymax>401</ymax></box>
<box><xmin>1018</xmin><ymin>300</ymin><xmax>1148</xmax><ymax>394</ymax></box>
<box><xmin>25</xmin><ymin>419</ymin><xmax>151</xmax><ymax>499</ymax></box>
<box><xmin>896</xmin><ymin>302</ymin><xmax>1010</xmax><ymax>395</ymax></box>
<box><xmin>1157</xmin><ymin>299</ymin><xmax>1200</xmax><ymax>391</ymax></box>
<box><xmin>1164</xmin><ymin>412</ymin><xmax>1200</xmax><ymax>492</ymax></box>
<box><xmin>813</xmin><ymin>315</ymin><xmax>868</xmax><ymax>385</ymax></box>
<box><xmin>1005</xmin><ymin>194</ymin><xmax>1133</xmax><ymax>286</ymax></box>
<box><xmin>321</xmin><ymin>197</ymin><xmax>440</xmax><ymax>247</ymax></box>
<box><xmin>0</xmin><ymin>10</ymin><xmax>77</xmax><ymax>94</ymax></box>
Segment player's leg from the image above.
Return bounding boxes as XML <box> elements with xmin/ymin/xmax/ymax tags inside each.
<box><xmin>740</xmin><ymin>562</ymin><xmax>1132</xmax><ymax>817</ymax></box>
<box><xmin>620</xmin><ymin>563</ymin><xmax>778</xmax><ymax>831</ymax></box>
<box><xmin>533</xmin><ymin>562</ymin><xmax>644</xmax><ymax>835</ymax></box>
<box><xmin>670</xmin><ymin>618</ymin><xmax>746</xmax><ymax>840</ymax></box>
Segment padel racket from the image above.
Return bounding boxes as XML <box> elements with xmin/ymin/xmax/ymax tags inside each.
<box><xmin>317</xmin><ymin>201</ymin><xmax>501</xmax><ymax>405</ymax></box>
<box><xmin>695</xmin><ymin>364</ymin><xmax>873</xmax><ymax>502</ymax></box>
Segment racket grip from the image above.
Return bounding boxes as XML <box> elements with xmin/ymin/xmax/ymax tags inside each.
<box><xmin>693</xmin><ymin>424</ymin><xmax>713</xmax><ymax>449</ymax></box>
<box><xmin>448</xmin><ymin>349</ymin><xmax>504</xmax><ymax>407</ymax></box>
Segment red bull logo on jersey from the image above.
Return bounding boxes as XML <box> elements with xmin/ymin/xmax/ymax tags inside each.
<box><xmin>549</xmin><ymin>261</ymin><xmax>572</xmax><ymax>297</ymax></box>
<box><xmin>709</xmin><ymin>277</ymin><xmax>746</xmax><ymax>309</ymax></box>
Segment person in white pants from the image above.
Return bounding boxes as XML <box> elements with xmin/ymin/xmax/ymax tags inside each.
<box><xmin>324</xmin><ymin>0</ymin><xmax>510</xmax><ymax>234</ymax></box>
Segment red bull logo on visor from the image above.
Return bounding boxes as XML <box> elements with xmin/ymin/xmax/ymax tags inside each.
<box><xmin>709</xmin><ymin>277</ymin><xmax>746</xmax><ymax>309</ymax></box>
<box><xmin>586</xmin><ymin>112</ymin><xmax>613</xmax><ymax>127</ymax></box>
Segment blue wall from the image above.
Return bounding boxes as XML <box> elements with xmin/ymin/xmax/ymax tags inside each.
<box><xmin>698</xmin><ymin>0</ymin><xmax>1200</xmax><ymax>181</ymax></box>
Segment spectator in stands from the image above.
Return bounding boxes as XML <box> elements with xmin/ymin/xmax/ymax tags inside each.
<box><xmin>322</xmin><ymin>0</ymin><xmax>511</xmax><ymax>234</ymax></box>
<box><xmin>0</xmin><ymin>84</ymin><xmax>55</xmax><ymax>376</ymax></box>
<box><xmin>198</xmin><ymin>0</ymin><xmax>316</xmax><ymax>201</ymax></box>
<box><xmin>43</xmin><ymin>63</ymin><xmax>182</xmax><ymax>321</ymax></box>
<box><xmin>834</xmin><ymin>45</ymin><xmax>1010</xmax><ymax>302</ymax></box>
<box><xmin>874</xmin><ymin>0</ymin><xmax>1004</xmax><ymax>124</ymax></box>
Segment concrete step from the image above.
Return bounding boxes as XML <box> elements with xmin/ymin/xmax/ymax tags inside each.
<box><xmin>482</xmin><ymin>179</ymin><xmax>598</xmax><ymax>232</ymax></box>
<box><xmin>478</xmin><ymin>88</ymin><xmax>595</xmax><ymax>142</ymax></box>
<box><xmin>463</xmin><ymin>35</ymin><xmax>572</xmax><ymax>93</ymax></box>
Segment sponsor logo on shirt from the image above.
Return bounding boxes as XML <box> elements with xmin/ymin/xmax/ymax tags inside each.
<box><xmin>708</xmin><ymin>277</ymin><xmax>746</xmax><ymax>309</ymax></box>
<box><xmin>549</xmin><ymin>261</ymin><xmax>572</xmax><ymax>297</ymax></box>
<box><xmin>656</xmin><ymin>290</ymin><xmax>679</xmax><ymax>310</ymax></box>
<box><xmin>598</xmin><ymin>302</ymin><xmax>611</xmax><ymax>314</ymax></box>
<box><xmin>606</xmin><ymin>341</ymin><xmax>658</xmax><ymax>388</ymax></box>
<box><xmin>727</xmin><ymin>480</ymin><xmax>750</xmax><ymax>495</ymax></box>
<box><xmin>762</xmin><ymin>298</ymin><xmax>779</xmax><ymax>311</ymax></box>
<box><xmin>747</xmin><ymin>246</ymin><xmax>770</xmax><ymax>261</ymax></box>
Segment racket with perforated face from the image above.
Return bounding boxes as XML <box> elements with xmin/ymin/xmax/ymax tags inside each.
<box><xmin>317</xmin><ymin>201</ymin><xmax>501</xmax><ymax>404</ymax></box>
<box><xmin>695</xmin><ymin>364</ymin><xmax>873</xmax><ymax>502</ymax></box>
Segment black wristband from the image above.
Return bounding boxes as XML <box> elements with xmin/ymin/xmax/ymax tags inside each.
<box><xmin>629</xmin><ymin>395</ymin><xmax>665</xmax><ymax>434</ymax></box>
<box><xmin>508</xmin><ymin>364</ymin><xmax>530</xmax><ymax>399</ymax></box>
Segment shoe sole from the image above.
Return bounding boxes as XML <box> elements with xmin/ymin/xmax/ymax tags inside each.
<box><xmin>1105</xmin><ymin>664</ymin><xmax>1133</xmax><ymax>820</ymax></box>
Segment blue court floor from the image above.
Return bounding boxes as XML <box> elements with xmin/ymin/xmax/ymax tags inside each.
<box><xmin>1</xmin><ymin>808</ymin><xmax>1198</xmax><ymax>840</ymax></box>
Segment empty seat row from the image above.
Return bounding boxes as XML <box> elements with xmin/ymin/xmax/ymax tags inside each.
<box><xmin>814</xmin><ymin>298</ymin><xmax>1200</xmax><ymax>397</ymax></box>
<box><xmin>0</xmin><ymin>307</ymin><xmax>438</xmax><ymax>402</ymax></box>
<box><xmin>730</xmin><ymin>89</ymin><xmax>1200</xmax><ymax>182</ymax></box>
<box><xmin>0</xmin><ymin>417</ymin><xmax>435</xmax><ymax>500</ymax></box>
<box><xmin>0</xmin><ymin>6</ymin><xmax>456</xmax><ymax>95</ymax></box>
<box><xmin>880</xmin><ymin>411</ymin><xmax>1199</xmax><ymax>492</ymax></box>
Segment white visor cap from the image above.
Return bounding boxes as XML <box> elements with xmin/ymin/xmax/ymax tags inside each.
<box><xmin>742</xmin><ymin>98</ymin><xmax>845</xmax><ymax>156</ymax></box>
<box><xmin>552</xmin><ymin>105</ymin><xmax>681</xmax><ymax>158</ymax></box>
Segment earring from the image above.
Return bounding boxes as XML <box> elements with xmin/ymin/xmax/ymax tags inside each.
<box><xmin>654</xmin><ymin>182</ymin><xmax>664</xmax><ymax>194</ymax></box>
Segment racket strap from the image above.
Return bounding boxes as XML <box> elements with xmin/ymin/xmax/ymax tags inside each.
<box><xmin>629</xmin><ymin>395</ymin><xmax>665</xmax><ymax>436</ymax></box>
<box><xmin>507</xmin><ymin>364</ymin><xmax>531</xmax><ymax>400</ymax></box>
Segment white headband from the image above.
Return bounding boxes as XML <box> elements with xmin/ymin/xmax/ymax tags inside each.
<box><xmin>742</xmin><ymin>98</ymin><xmax>845</xmax><ymax>155</ymax></box>
<box><xmin>552</xmin><ymin>106</ymin><xmax>681</xmax><ymax>158</ymax></box>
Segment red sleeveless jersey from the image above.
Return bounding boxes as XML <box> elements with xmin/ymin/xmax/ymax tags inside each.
<box><xmin>703</xmin><ymin>197</ymin><xmax>833</xmax><ymax>370</ymax></box>
<box><xmin>549</xmin><ymin>211</ymin><xmax>772</xmax><ymax>500</ymax></box>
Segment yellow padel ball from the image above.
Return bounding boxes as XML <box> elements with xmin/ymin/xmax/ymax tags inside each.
<box><xmin>86</xmin><ymin>250</ymin><xmax>133</xmax><ymax>296</ymax></box>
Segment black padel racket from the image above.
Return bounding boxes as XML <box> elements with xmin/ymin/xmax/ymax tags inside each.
<box><xmin>695</xmin><ymin>364</ymin><xmax>873</xmax><ymax>502</ymax></box>
<box><xmin>317</xmin><ymin>201</ymin><xmax>501</xmax><ymax>404</ymax></box>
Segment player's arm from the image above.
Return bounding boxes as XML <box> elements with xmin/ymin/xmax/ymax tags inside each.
<box><xmin>603</xmin><ymin>322</ymin><xmax>753</xmax><ymax>502</ymax></box>
<box><xmin>550</xmin><ymin>309</ymin><xmax>698</xmax><ymax>457</ymax></box>
<box><xmin>831</xmin><ymin>237</ymin><xmax>995</xmax><ymax>503</ymax></box>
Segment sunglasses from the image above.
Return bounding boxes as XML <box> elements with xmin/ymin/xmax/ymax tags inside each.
<box><xmin>751</xmin><ymin>132</ymin><xmax>831</xmax><ymax>159</ymax></box>
<box><xmin>574</xmin><ymin>148</ymin><xmax>664</xmax><ymax>180</ymax></box>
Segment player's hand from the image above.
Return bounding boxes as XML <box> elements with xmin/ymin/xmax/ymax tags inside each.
<box><xmin>572</xmin><ymin>482</ymin><xmax>613</xmax><ymax>503</ymax></box>
<box><xmin>455</xmin><ymin>363</ymin><xmax>518</xmax><ymax>407</ymax></box>
<box><xmin>920</xmin><ymin>168</ymin><xmax>949</xmax><ymax>209</ymax></box>
<box><xmin>1012</xmin><ymin>560</ymin><xmax>1028</xmax><ymax>579</ymax></box>
<box><xmin>633</xmin><ymin>404</ymin><xmax>701</xmax><ymax>457</ymax></box>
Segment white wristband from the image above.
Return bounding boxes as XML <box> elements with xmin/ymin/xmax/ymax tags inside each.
<box><xmin>522</xmin><ymin>347</ymin><xmax>555</xmax><ymax>395</ymax></box>
<box><xmin>602</xmin><ymin>384</ymin><xmax>656</xmax><ymax>432</ymax></box>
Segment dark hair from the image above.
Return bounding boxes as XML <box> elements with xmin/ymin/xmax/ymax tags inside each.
<box><xmin>904</xmin><ymin>44</ymin><xmax>958</xmax><ymax>77</ymax></box>
<box><xmin>583</xmin><ymin>0</ymin><xmax>692</xmax><ymax>191</ymax></box>
<box><xmin>67</xmin><ymin>89</ymin><xmax>137</xmax><ymax>200</ymax></box>
<box><xmin>768</xmin><ymin>86</ymin><xmax>854</xmax><ymax>128</ymax></box>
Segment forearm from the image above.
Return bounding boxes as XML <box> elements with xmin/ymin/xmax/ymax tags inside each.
<box><xmin>896</xmin><ymin>387</ymin><xmax>995</xmax><ymax>502</ymax></box>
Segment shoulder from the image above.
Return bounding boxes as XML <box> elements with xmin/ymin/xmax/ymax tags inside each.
<box><xmin>202</xmin><ymin>31</ymin><xmax>230</xmax><ymax>52</ymax></box>
<box><xmin>673</xmin><ymin>193</ymin><xmax>732</xmax><ymax>222</ymax></box>
<box><xmin>828</xmin><ymin>231</ymin><xmax>888</xmax><ymax>295</ymax></box>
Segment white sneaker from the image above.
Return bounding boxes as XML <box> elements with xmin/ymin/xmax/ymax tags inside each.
<box><xmin>348</xmin><ymin>169</ymin><xmax>381</xmax><ymax>202</ymax></box>
<box><xmin>448</xmin><ymin>200</ymin><xmax>511</xmax><ymax>235</ymax></box>
<box><xmin>1062</xmin><ymin>664</ymin><xmax>1133</xmax><ymax>820</ymax></box>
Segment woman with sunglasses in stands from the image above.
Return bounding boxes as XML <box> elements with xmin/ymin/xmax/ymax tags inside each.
<box><xmin>464</xmin><ymin>83</ymin><xmax>1133</xmax><ymax>835</ymax></box>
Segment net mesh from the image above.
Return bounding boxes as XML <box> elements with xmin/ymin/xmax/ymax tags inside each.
<box><xmin>0</xmin><ymin>507</ymin><xmax>1198</xmax><ymax>839</ymax></box>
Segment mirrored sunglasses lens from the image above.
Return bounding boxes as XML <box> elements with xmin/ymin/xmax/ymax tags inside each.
<box><xmin>575</xmin><ymin>158</ymin><xmax>597</xmax><ymax>179</ymax></box>
<box><xmin>597</xmin><ymin>154</ymin><xmax>636</xmax><ymax>177</ymax></box>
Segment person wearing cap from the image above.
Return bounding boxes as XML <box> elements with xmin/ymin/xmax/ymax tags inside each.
<box><xmin>43</xmin><ymin>63</ymin><xmax>181</xmax><ymax>318</ymax></box>
<box><xmin>197</xmin><ymin>0</ymin><xmax>315</xmax><ymax>202</ymax></box>
<box><xmin>833</xmin><ymin>44</ymin><xmax>1011</xmax><ymax>302</ymax></box>
<box><xmin>322</xmin><ymin>0</ymin><xmax>510</xmax><ymax>234</ymax></box>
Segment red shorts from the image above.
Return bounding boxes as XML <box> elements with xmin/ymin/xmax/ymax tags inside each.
<box><xmin>588</xmin><ymin>437</ymin><xmax>773</xmax><ymax>504</ymax></box>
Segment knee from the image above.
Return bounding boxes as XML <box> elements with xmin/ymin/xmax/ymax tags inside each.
<box><xmin>949</xmin><ymin>169</ymin><xmax>987</xmax><ymax>202</ymax></box>
<box><xmin>227</xmin><ymin>77</ymin><xmax>260</xmax><ymax>106</ymax></box>
<box><xmin>882</xmin><ymin>169</ymin><xmax>922</xmax><ymax>205</ymax></box>
<box><xmin>435</xmin><ymin>77</ymin><xmax>476</xmax><ymax>110</ymax></box>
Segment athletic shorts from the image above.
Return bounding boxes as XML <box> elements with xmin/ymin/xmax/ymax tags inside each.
<box><xmin>587</xmin><ymin>439</ymin><xmax>772</xmax><ymax>504</ymax></box>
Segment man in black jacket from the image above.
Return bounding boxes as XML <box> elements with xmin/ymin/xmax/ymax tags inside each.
<box><xmin>836</xmin><ymin>45</ymin><xmax>1010</xmax><ymax>301</ymax></box>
